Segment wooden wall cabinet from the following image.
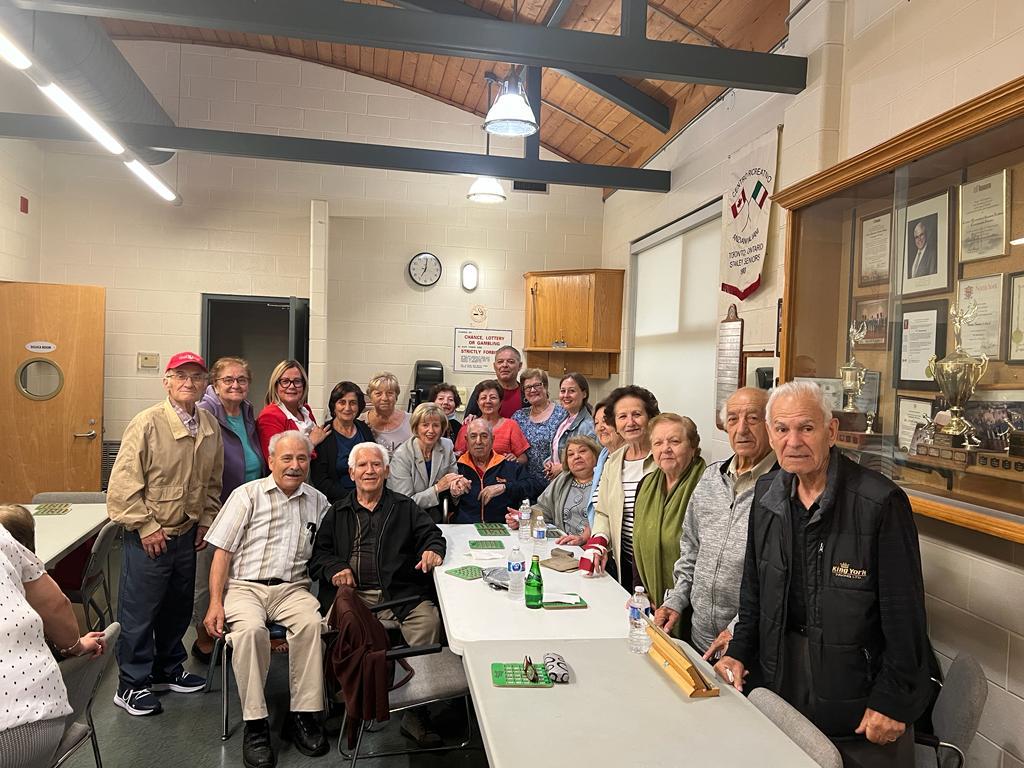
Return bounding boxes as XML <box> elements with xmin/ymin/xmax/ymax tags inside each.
<box><xmin>523</xmin><ymin>269</ymin><xmax>624</xmax><ymax>377</ymax></box>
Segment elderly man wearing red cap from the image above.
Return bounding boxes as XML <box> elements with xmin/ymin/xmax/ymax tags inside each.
<box><xmin>107</xmin><ymin>351</ymin><xmax>224</xmax><ymax>717</ymax></box>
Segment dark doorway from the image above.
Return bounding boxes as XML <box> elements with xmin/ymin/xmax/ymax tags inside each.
<box><xmin>201</xmin><ymin>294</ymin><xmax>310</xmax><ymax>399</ymax></box>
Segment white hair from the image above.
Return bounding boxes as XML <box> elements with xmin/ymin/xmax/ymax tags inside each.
<box><xmin>766</xmin><ymin>381</ymin><xmax>833</xmax><ymax>425</ymax></box>
<box><xmin>719</xmin><ymin>386</ymin><xmax>770</xmax><ymax>425</ymax></box>
<box><xmin>268</xmin><ymin>430</ymin><xmax>313</xmax><ymax>457</ymax></box>
<box><xmin>347</xmin><ymin>441</ymin><xmax>391</xmax><ymax>470</ymax></box>
<box><xmin>465</xmin><ymin>418</ymin><xmax>494</xmax><ymax>437</ymax></box>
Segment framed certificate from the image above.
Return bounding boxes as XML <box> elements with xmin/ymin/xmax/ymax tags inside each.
<box><xmin>857</xmin><ymin>211</ymin><xmax>891</xmax><ymax>287</ymax></box>
<box><xmin>957</xmin><ymin>274</ymin><xmax>1004</xmax><ymax>359</ymax></box>
<box><xmin>852</xmin><ymin>295</ymin><xmax>890</xmax><ymax>349</ymax></box>
<box><xmin>959</xmin><ymin>170</ymin><xmax>1009</xmax><ymax>263</ymax></box>
<box><xmin>900</xmin><ymin>191</ymin><xmax>951</xmax><ymax>298</ymax></box>
<box><xmin>794</xmin><ymin>377</ymin><xmax>843</xmax><ymax>411</ymax></box>
<box><xmin>896</xmin><ymin>396</ymin><xmax>935</xmax><ymax>454</ymax></box>
<box><xmin>1008</xmin><ymin>272</ymin><xmax>1024</xmax><ymax>364</ymax></box>
<box><xmin>853</xmin><ymin>370</ymin><xmax>881</xmax><ymax>415</ymax></box>
<box><xmin>895</xmin><ymin>299</ymin><xmax>948</xmax><ymax>390</ymax></box>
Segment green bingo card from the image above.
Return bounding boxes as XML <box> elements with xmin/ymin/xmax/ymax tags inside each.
<box><xmin>468</xmin><ymin>539</ymin><xmax>505</xmax><ymax>550</ymax></box>
<box><xmin>33</xmin><ymin>503</ymin><xmax>71</xmax><ymax>516</ymax></box>
<box><xmin>491</xmin><ymin>663</ymin><xmax>553</xmax><ymax>688</ymax></box>
<box><xmin>474</xmin><ymin>522</ymin><xmax>509</xmax><ymax>536</ymax></box>
<box><xmin>445</xmin><ymin>565</ymin><xmax>484</xmax><ymax>580</ymax></box>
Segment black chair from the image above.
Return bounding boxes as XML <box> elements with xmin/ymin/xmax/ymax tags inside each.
<box><xmin>206</xmin><ymin>621</ymin><xmax>333</xmax><ymax>740</ymax></box>
<box><xmin>335</xmin><ymin>596</ymin><xmax>471</xmax><ymax>767</ymax></box>
<box><xmin>50</xmin><ymin>622</ymin><xmax>121</xmax><ymax>768</ymax></box>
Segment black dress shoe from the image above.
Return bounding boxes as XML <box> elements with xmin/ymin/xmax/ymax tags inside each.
<box><xmin>243</xmin><ymin>719</ymin><xmax>277</xmax><ymax>768</ymax></box>
<box><xmin>282</xmin><ymin>712</ymin><xmax>328</xmax><ymax>757</ymax></box>
<box><xmin>190</xmin><ymin>640</ymin><xmax>212</xmax><ymax>665</ymax></box>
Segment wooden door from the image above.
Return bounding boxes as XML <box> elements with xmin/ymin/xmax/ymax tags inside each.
<box><xmin>0</xmin><ymin>283</ymin><xmax>105</xmax><ymax>502</ymax></box>
<box><xmin>528</xmin><ymin>273</ymin><xmax>593</xmax><ymax>348</ymax></box>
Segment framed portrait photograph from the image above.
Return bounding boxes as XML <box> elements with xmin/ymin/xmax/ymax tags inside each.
<box><xmin>959</xmin><ymin>170</ymin><xmax>1009</xmax><ymax>263</ymax></box>
<box><xmin>857</xmin><ymin>211</ymin><xmax>891</xmax><ymax>287</ymax></box>
<box><xmin>1008</xmin><ymin>272</ymin><xmax>1024</xmax><ymax>364</ymax></box>
<box><xmin>896</xmin><ymin>396</ymin><xmax>935</xmax><ymax>454</ymax></box>
<box><xmin>852</xmin><ymin>295</ymin><xmax>890</xmax><ymax>349</ymax></box>
<box><xmin>957</xmin><ymin>274</ymin><xmax>1004</xmax><ymax>359</ymax></box>
<box><xmin>894</xmin><ymin>299</ymin><xmax>948</xmax><ymax>390</ymax></box>
<box><xmin>900</xmin><ymin>191</ymin><xmax>951</xmax><ymax>297</ymax></box>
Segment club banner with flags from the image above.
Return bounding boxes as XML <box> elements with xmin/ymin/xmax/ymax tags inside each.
<box><xmin>721</xmin><ymin>129</ymin><xmax>779</xmax><ymax>301</ymax></box>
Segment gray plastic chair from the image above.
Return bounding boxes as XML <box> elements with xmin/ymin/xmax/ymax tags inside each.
<box><xmin>32</xmin><ymin>492</ymin><xmax>107</xmax><ymax>504</ymax></box>
<box><xmin>64</xmin><ymin>521</ymin><xmax>120</xmax><ymax>632</ymax></box>
<box><xmin>915</xmin><ymin>654</ymin><xmax>988</xmax><ymax>768</ymax></box>
<box><xmin>749</xmin><ymin>688</ymin><xmax>843</xmax><ymax>768</ymax></box>
<box><xmin>50</xmin><ymin>622</ymin><xmax>121</xmax><ymax>768</ymax></box>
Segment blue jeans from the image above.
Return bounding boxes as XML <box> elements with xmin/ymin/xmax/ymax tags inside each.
<box><xmin>115</xmin><ymin>527</ymin><xmax>197</xmax><ymax>688</ymax></box>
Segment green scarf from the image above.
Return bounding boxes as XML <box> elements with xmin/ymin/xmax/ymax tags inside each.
<box><xmin>632</xmin><ymin>455</ymin><xmax>706</xmax><ymax>638</ymax></box>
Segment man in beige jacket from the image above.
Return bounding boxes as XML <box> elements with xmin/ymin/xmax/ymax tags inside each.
<box><xmin>107</xmin><ymin>351</ymin><xmax>223</xmax><ymax>717</ymax></box>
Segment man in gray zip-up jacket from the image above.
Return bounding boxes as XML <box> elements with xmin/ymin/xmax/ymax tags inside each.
<box><xmin>655</xmin><ymin>388</ymin><xmax>775</xmax><ymax>654</ymax></box>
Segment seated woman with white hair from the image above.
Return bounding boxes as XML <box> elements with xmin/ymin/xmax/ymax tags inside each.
<box><xmin>388</xmin><ymin>403</ymin><xmax>471</xmax><ymax>522</ymax></box>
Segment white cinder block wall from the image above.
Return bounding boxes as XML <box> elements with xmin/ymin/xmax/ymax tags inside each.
<box><xmin>35</xmin><ymin>40</ymin><xmax>603</xmax><ymax>438</ymax></box>
<box><xmin>0</xmin><ymin>138</ymin><xmax>42</xmax><ymax>282</ymax></box>
<box><xmin>602</xmin><ymin>0</ymin><xmax>1024</xmax><ymax>763</ymax></box>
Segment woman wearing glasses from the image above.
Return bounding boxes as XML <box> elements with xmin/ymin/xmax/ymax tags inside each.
<box><xmin>256</xmin><ymin>359</ymin><xmax>329</xmax><ymax>462</ymax></box>
<box><xmin>191</xmin><ymin>356</ymin><xmax>267</xmax><ymax>663</ymax></box>
<box><xmin>511</xmin><ymin>368</ymin><xmax>566</xmax><ymax>483</ymax></box>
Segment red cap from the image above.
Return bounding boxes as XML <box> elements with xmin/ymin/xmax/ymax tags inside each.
<box><xmin>165</xmin><ymin>351</ymin><xmax>207</xmax><ymax>372</ymax></box>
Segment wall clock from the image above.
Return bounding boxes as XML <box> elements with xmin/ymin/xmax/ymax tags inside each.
<box><xmin>408</xmin><ymin>252</ymin><xmax>442</xmax><ymax>286</ymax></box>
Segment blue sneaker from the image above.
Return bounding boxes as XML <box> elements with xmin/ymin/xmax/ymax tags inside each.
<box><xmin>114</xmin><ymin>686</ymin><xmax>163</xmax><ymax>716</ymax></box>
<box><xmin>151</xmin><ymin>669</ymin><xmax>206</xmax><ymax>693</ymax></box>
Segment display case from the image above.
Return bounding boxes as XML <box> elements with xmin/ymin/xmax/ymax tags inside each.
<box><xmin>775</xmin><ymin>77</ymin><xmax>1024</xmax><ymax>542</ymax></box>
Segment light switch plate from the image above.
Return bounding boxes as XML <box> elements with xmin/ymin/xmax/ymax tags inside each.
<box><xmin>138</xmin><ymin>352</ymin><xmax>160</xmax><ymax>370</ymax></box>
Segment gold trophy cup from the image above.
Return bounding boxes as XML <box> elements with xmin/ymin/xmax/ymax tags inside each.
<box><xmin>835</xmin><ymin>321</ymin><xmax>868</xmax><ymax>431</ymax></box>
<box><xmin>929</xmin><ymin>302</ymin><xmax>988</xmax><ymax>448</ymax></box>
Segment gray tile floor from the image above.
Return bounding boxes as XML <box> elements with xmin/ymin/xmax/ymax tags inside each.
<box><xmin>64</xmin><ymin>543</ymin><xmax>490</xmax><ymax>768</ymax></box>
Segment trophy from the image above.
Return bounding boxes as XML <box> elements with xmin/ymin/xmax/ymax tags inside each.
<box><xmin>834</xmin><ymin>321</ymin><xmax>868</xmax><ymax>431</ymax></box>
<box><xmin>928</xmin><ymin>301</ymin><xmax>988</xmax><ymax>449</ymax></box>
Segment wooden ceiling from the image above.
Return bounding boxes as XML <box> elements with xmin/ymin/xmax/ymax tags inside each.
<box><xmin>102</xmin><ymin>0</ymin><xmax>789</xmax><ymax>172</ymax></box>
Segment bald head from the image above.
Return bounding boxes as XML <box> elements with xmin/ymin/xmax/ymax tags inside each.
<box><xmin>723</xmin><ymin>387</ymin><xmax>772</xmax><ymax>471</ymax></box>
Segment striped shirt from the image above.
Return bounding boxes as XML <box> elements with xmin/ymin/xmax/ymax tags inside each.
<box><xmin>619</xmin><ymin>457</ymin><xmax>647</xmax><ymax>564</ymax></box>
<box><xmin>205</xmin><ymin>475</ymin><xmax>330</xmax><ymax>582</ymax></box>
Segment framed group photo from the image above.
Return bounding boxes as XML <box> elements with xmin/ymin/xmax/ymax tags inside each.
<box><xmin>900</xmin><ymin>191</ymin><xmax>951</xmax><ymax>298</ymax></box>
<box><xmin>852</xmin><ymin>295</ymin><xmax>890</xmax><ymax>349</ymax></box>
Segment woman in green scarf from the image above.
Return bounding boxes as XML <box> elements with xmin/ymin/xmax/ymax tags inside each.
<box><xmin>633</xmin><ymin>413</ymin><xmax>705</xmax><ymax>639</ymax></box>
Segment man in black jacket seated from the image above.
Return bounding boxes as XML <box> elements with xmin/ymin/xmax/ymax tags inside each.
<box><xmin>715</xmin><ymin>381</ymin><xmax>930</xmax><ymax>768</ymax></box>
<box><xmin>309</xmin><ymin>441</ymin><xmax>446</xmax><ymax>745</ymax></box>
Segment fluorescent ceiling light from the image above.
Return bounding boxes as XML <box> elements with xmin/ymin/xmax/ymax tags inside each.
<box><xmin>0</xmin><ymin>31</ymin><xmax>32</xmax><ymax>70</ymax></box>
<box><xmin>484</xmin><ymin>71</ymin><xmax>538</xmax><ymax>138</ymax></box>
<box><xmin>466</xmin><ymin>175</ymin><xmax>506</xmax><ymax>203</ymax></box>
<box><xmin>38</xmin><ymin>83</ymin><xmax>124</xmax><ymax>154</ymax></box>
<box><xmin>124</xmin><ymin>159</ymin><xmax>178</xmax><ymax>202</ymax></box>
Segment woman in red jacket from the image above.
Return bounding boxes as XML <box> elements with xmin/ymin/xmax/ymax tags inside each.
<box><xmin>255</xmin><ymin>359</ymin><xmax>329</xmax><ymax>461</ymax></box>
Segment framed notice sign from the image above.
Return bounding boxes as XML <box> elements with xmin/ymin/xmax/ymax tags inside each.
<box><xmin>453</xmin><ymin>328</ymin><xmax>513</xmax><ymax>373</ymax></box>
<box><xmin>714</xmin><ymin>305</ymin><xmax>744</xmax><ymax>429</ymax></box>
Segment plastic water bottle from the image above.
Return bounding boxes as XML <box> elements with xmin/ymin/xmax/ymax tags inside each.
<box><xmin>531</xmin><ymin>511</ymin><xmax>549</xmax><ymax>558</ymax></box>
<box><xmin>518</xmin><ymin>500</ymin><xmax>532</xmax><ymax>543</ymax></box>
<box><xmin>507</xmin><ymin>545</ymin><xmax>526</xmax><ymax>602</ymax></box>
<box><xmin>628</xmin><ymin>587</ymin><xmax>653</xmax><ymax>654</ymax></box>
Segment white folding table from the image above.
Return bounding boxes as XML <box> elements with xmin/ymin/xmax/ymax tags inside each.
<box><xmin>461</xmin><ymin>638</ymin><xmax>821</xmax><ymax>768</ymax></box>
<box><xmin>30</xmin><ymin>502</ymin><xmax>109</xmax><ymax>568</ymax></box>
<box><xmin>434</xmin><ymin>523</ymin><xmax>629</xmax><ymax>655</ymax></box>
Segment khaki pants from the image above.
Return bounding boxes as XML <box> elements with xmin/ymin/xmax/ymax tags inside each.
<box><xmin>355</xmin><ymin>589</ymin><xmax>440</xmax><ymax>647</ymax></box>
<box><xmin>224</xmin><ymin>579</ymin><xmax>324</xmax><ymax>721</ymax></box>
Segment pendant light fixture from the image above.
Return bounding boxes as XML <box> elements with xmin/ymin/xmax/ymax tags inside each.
<box><xmin>468</xmin><ymin>79</ymin><xmax>507</xmax><ymax>204</ymax></box>
<box><xmin>483</xmin><ymin>0</ymin><xmax>538</xmax><ymax>138</ymax></box>
<box><xmin>484</xmin><ymin>67</ymin><xmax>538</xmax><ymax>138</ymax></box>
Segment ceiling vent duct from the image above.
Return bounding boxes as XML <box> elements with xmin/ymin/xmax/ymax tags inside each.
<box><xmin>0</xmin><ymin>6</ymin><xmax>176</xmax><ymax>165</ymax></box>
<box><xmin>513</xmin><ymin>180</ymin><xmax>548</xmax><ymax>194</ymax></box>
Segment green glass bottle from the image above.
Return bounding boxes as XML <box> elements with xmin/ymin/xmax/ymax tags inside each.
<box><xmin>525</xmin><ymin>554</ymin><xmax>543</xmax><ymax>609</ymax></box>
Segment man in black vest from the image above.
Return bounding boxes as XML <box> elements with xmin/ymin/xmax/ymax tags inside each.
<box><xmin>715</xmin><ymin>381</ymin><xmax>930</xmax><ymax>768</ymax></box>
